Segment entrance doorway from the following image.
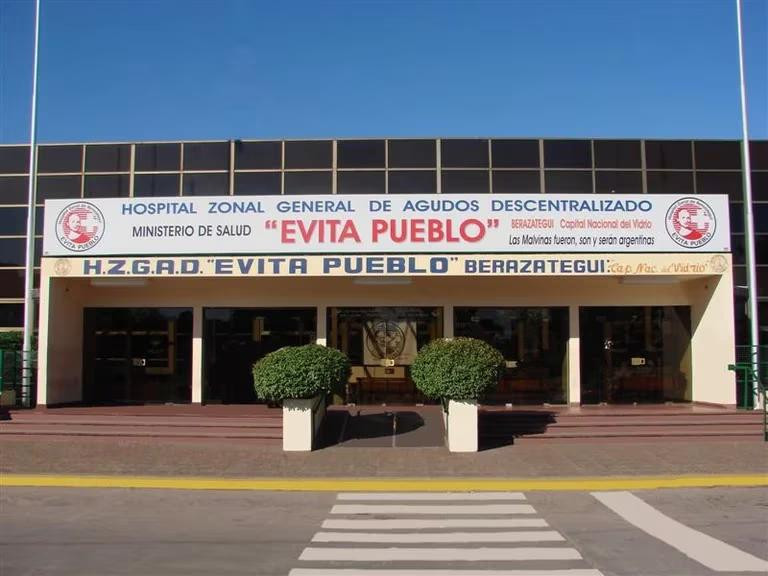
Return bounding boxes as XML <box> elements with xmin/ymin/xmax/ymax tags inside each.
<box><xmin>455</xmin><ymin>307</ymin><xmax>568</xmax><ymax>404</ymax></box>
<box><xmin>580</xmin><ymin>306</ymin><xmax>692</xmax><ymax>404</ymax></box>
<box><xmin>204</xmin><ymin>308</ymin><xmax>316</xmax><ymax>403</ymax></box>
<box><xmin>83</xmin><ymin>308</ymin><xmax>192</xmax><ymax>404</ymax></box>
<box><xmin>327</xmin><ymin>307</ymin><xmax>442</xmax><ymax>404</ymax></box>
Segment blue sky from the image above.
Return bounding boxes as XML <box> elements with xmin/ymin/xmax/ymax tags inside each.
<box><xmin>0</xmin><ymin>0</ymin><xmax>766</xmax><ymax>143</ymax></box>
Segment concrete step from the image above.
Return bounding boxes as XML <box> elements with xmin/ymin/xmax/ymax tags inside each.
<box><xmin>2</xmin><ymin>415</ymin><xmax>282</xmax><ymax>428</ymax></box>
<box><xmin>0</xmin><ymin>423</ymin><xmax>283</xmax><ymax>439</ymax></box>
<box><xmin>481</xmin><ymin>424</ymin><xmax>763</xmax><ymax>438</ymax></box>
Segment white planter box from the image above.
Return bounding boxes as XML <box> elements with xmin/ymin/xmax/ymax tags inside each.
<box><xmin>282</xmin><ymin>394</ymin><xmax>326</xmax><ymax>451</ymax></box>
<box><xmin>446</xmin><ymin>399</ymin><xmax>478</xmax><ymax>452</ymax></box>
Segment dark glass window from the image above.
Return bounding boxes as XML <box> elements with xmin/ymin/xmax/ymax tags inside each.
<box><xmin>492</xmin><ymin>171</ymin><xmax>540</xmax><ymax>194</ymax></box>
<box><xmin>234</xmin><ymin>141</ymin><xmax>281</xmax><ymax>170</ymax></box>
<box><xmin>388</xmin><ymin>170</ymin><xmax>437</xmax><ymax>194</ymax></box>
<box><xmin>0</xmin><ymin>146</ymin><xmax>29</xmax><ymax>174</ymax></box>
<box><xmin>0</xmin><ymin>177</ymin><xmax>28</xmax><ymax>204</ymax></box>
<box><xmin>696</xmin><ymin>171</ymin><xmax>743</xmax><ymax>201</ymax></box>
<box><xmin>754</xmin><ymin>204</ymin><xmax>768</xmax><ymax>233</ymax></box>
<box><xmin>760</xmin><ymin>269</ymin><xmax>768</xmax><ymax>297</ymax></box>
<box><xmin>35</xmin><ymin>206</ymin><xmax>44</xmax><ymax>235</ymax></box>
<box><xmin>441</xmin><ymin>170</ymin><xmax>489</xmax><ymax>194</ymax></box>
<box><xmin>544</xmin><ymin>140</ymin><xmax>591</xmax><ymax>168</ymax></box>
<box><xmin>731</xmin><ymin>234</ymin><xmax>745</xmax><ymax>265</ymax></box>
<box><xmin>730</xmin><ymin>204</ymin><xmax>744</xmax><ymax>233</ymax></box>
<box><xmin>388</xmin><ymin>140</ymin><xmax>436</xmax><ymax>168</ymax></box>
<box><xmin>0</xmin><ymin>269</ymin><xmax>24</xmax><ymax>298</ymax></box>
<box><xmin>491</xmin><ymin>140</ymin><xmax>539</xmax><ymax>168</ymax></box>
<box><xmin>0</xmin><ymin>207</ymin><xmax>27</xmax><ymax>235</ymax></box>
<box><xmin>545</xmin><ymin>171</ymin><xmax>593</xmax><ymax>194</ymax></box>
<box><xmin>337</xmin><ymin>140</ymin><xmax>385</xmax><ymax>168</ymax></box>
<box><xmin>182</xmin><ymin>173</ymin><xmax>229</xmax><ymax>196</ymax></box>
<box><xmin>234</xmin><ymin>172</ymin><xmax>281</xmax><ymax>196</ymax></box>
<box><xmin>284</xmin><ymin>171</ymin><xmax>332</xmax><ymax>195</ymax></box>
<box><xmin>284</xmin><ymin>141</ymin><xmax>332</xmax><ymax>169</ymax></box>
<box><xmin>733</xmin><ymin>265</ymin><xmax>746</xmax><ymax>287</ymax></box>
<box><xmin>0</xmin><ymin>238</ymin><xmax>25</xmax><ymax>266</ymax></box>
<box><xmin>595</xmin><ymin>171</ymin><xmax>643</xmax><ymax>194</ymax></box>
<box><xmin>36</xmin><ymin>175</ymin><xmax>81</xmax><ymax>202</ymax></box>
<box><xmin>337</xmin><ymin>171</ymin><xmax>385</xmax><ymax>195</ymax></box>
<box><xmin>757</xmin><ymin>234</ymin><xmax>768</xmax><ymax>264</ymax></box>
<box><xmin>751</xmin><ymin>172</ymin><xmax>768</xmax><ymax>201</ymax></box>
<box><xmin>695</xmin><ymin>141</ymin><xmax>741</xmax><ymax>170</ymax></box>
<box><xmin>134</xmin><ymin>174</ymin><xmax>180</xmax><ymax>197</ymax></box>
<box><xmin>38</xmin><ymin>145</ymin><xmax>82</xmax><ymax>173</ymax></box>
<box><xmin>750</xmin><ymin>141</ymin><xmax>768</xmax><ymax>170</ymax></box>
<box><xmin>594</xmin><ymin>140</ymin><xmax>641</xmax><ymax>169</ymax></box>
<box><xmin>183</xmin><ymin>142</ymin><xmax>230</xmax><ymax>171</ymax></box>
<box><xmin>646</xmin><ymin>171</ymin><xmax>694</xmax><ymax>195</ymax></box>
<box><xmin>0</xmin><ymin>303</ymin><xmax>23</xmax><ymax>327</ymax></box>
<box><xmin>135</xmin><ymin>143</ymin><xmax>181</xmax><ymax>171</ymax></box>
<box><xmin>85</xmin><ymin>144</ymin><xmax>131</xmax><ymax>172</ymax></box>
<box><xmin>34</xmin><ymin>239</ymin><xmax>41</xmax><ymax>267</ymax></box>
<box><xmin>84</xmin><ymin>174</ymin><xmax>130</xmax><ymax>198</ymax></box>
<box><xmin>441</xmin><ymin>140</ymin><xmax>488</xmax><ymax>168</ymax></box>
<box><xmin>645</xmin><ymin>140</ymin><xmax>692</xmax><ymax>169</ymax></box>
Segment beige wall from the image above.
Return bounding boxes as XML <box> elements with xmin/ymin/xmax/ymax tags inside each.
<box><xmin>37</xmin><ymin>263</ymin><xmax>736</xmax><ymax>406</ymax></box>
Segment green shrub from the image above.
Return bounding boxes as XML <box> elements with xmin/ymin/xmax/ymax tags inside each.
<box><xmin>252</xmin><ymin>344</ymin><xmax>350</xmax><ymax>401</ymax></box>
<box><xmin>0</xmin><ymin>331</ymin><xmax>23</xmax><ymax>351</ymax></box>
<box><xmin>411</xmin><ymin>337</ymin><xmax>505</xmax><ymax>401</ymax></box>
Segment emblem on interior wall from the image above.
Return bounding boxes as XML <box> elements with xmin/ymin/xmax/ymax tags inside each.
<box><xmin>665</xmin><ymin>197</ymin><xmax>716</xmax><ymax>249</ymax></box>
<box><xmin>365</xmin><ymin>320</ymin><xmax>407</xmax><ymax>360</ymax></box>
<box><xmin>55</xmin><ymin>201</ymin><xmax>105</xmax><ymax>252</ymax></box>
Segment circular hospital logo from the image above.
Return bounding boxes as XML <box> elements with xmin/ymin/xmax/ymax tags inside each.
<box><xmin>665</xmin><ymin>197</ymin><xmax>716</xmax><ymax>249</ymax></box>
<box><xmin>55</xmin><ymin>202</ymin><xmax>105</xmax><ymax>252</ymax></box>
<box><xmin>365</xmin><ymin>320</ymin><xmax>407</xmax><ymax>360</ymax></box>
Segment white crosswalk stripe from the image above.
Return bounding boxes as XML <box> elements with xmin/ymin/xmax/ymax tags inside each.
<box><xmin>289</xmin><ymin>492</ymin><xmax>602</xmax><ymax>576</ymax></box>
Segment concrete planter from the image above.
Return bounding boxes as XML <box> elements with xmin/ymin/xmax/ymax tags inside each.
<box><xmin>445</xmin><ymin>399</ymin><xmax>478</xmax><ymax>452</ymax></box>
<box><xmin>282</xmin><ymin>394</ymin><xmax>326</xmax><ymax>451</ymax></box>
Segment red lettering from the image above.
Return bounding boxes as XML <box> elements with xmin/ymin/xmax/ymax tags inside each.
<box><xmin>281</xmin><ymin>220</ymin><xmax>296</xmax><ymax>243</ymax></box>
<box><xmin>460</xmin><ymin>218</ymin><xmax>485</xmax><ymax>242</ymax></box>
<box><xmin>372</xmin><ymin>219</ymin><xmax>387</xmax><ymax>243</ymax></box>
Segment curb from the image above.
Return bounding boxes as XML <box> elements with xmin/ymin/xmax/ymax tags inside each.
<box><xmin>2</xmin><ymin>474</ymin><xmax>767</xmax><ymax>492</ymax></box>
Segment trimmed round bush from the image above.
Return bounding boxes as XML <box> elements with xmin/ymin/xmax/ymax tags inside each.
<box><xmin>411</xmin><ymin>337</ymin><xmax>505</xmax><ymax>400</ymax></box>
<box><xmin>252</xmin><ymin>344</ymin><xmax>350</xmax><ymax>401</ymax></box>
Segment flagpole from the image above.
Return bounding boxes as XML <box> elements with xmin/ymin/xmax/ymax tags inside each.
<box><xmin>735</xmin><ymin>0</ymin><xmax>761</xmax><ymax>409</ymax></box>
<box><xmin>22</xmin><ymin>0</ymin><xmax>41</xmax><ymax>408</ymax></box>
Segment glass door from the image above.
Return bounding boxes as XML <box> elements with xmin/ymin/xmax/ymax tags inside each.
<box><xmin>83</xmin><ymin>308</ymin><xmax>192</xmax><ymax>404</ymax></box>
<box><xmin>327</xmin><ymin>307</ymin><xmax>442</xmax><ymax>404</ymax></box>
<box><xmin>580</xmin><ymin>306</ymin><xmax>691</xmax><ymax>404</ymax></box>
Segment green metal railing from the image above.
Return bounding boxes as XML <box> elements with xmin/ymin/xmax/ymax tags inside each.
<box><xmin>0</xmin><ymin>349</ymin><xmax>35</xmax><ymax>408</ymax></box>
<box><xmin>728</xmin><ymin>345</ymin><xmax>767</xmax><ymax>441</ymax></box>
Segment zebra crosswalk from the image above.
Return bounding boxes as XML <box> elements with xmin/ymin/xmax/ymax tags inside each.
<box><xmin>289</xmin><ymin>492</ymin><xmax>603</xmax><ymax>576</ymax></box>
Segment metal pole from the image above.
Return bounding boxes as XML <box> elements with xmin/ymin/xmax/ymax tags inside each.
<box><xmin>736</xmin><ymin>0</ymin><xmax>761</xmax><ymax>409</ymax></box>
<box><xmin>22</xmin><ymin>0</ymin><xmax>41</xmax><ymax>408</ymax></box>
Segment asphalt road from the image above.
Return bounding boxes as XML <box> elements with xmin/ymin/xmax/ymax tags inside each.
<box><xmin>2</xmin><ymin>487</ymin><xmax>766</xmax><ymax>576</ymax></box>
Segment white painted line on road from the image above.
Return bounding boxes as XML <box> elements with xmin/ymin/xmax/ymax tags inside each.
<box><xmin>322</xmin><ymin>518</ymin><xmax>550</xmax><ymax>529</ymax></box>
<box><xmin>290</xmin><ymin>569</ymin><xmax>604</xmax><ymax>576</ymax></box>
<box><xmin>312</xmin><ymin>530</ymin><xmax>565</xmax><ymax>543</ymax></box>
<box><xmin>337</xmin><ymin>492</ymin><xmax>526</xmax><ymax>501</ymax></box>
<box><xmin>330</xmin><ymin>504</ymin><xmax>536</xmax><ymax>515</ymax></box>
<box><xmin>299</xmin><ymin>547</ymin><xmax>582</xmax><ymax>562</ymax></box>
<box><xmin>592</xmin><ymin>491</ymin><xmax>768</xmax><ymax>573</ymax></box>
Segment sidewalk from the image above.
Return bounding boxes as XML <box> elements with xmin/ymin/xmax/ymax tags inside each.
<box><xmin>2</xmin><ymin>434</ymin><xmax>766</xmax><ymax>479</ymax></box>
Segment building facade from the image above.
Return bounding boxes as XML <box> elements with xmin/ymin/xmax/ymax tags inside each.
<box><xmin>0</xmin><ymin>138</ymin><xmax>765</xmax><ymax>407</ymax></box>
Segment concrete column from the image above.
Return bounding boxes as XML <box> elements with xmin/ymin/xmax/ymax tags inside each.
<box><xmin>35</xmin><ymin>272</ymin><xmax>52</xmax><ymax>406</ymax></box>
<box><xmin>191</xmin><ymin>305</ymin><xmax>203</xmax><ymax>404</ymax></box>
<box><xmin>567</xmin><ymin>305</ymin><xmax>581</xmax><ymax>405</ymax></box>
<box><xmin>443</xmin><ymin>305</ymin><xmax>454</xmax><ymax>338</ymax></box>
<box><xmin>316</xmin><ymin>305</ymin><xmax>327</xmax><ymax>346</ymax></box>
<box><xmin>691</xmin><ymin>273</ymin><xmax>736</xmax><ymax>405</ymax></box>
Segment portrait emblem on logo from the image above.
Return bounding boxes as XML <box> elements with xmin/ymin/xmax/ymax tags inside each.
<box><xmin>55</xmin><ymin>202</ymin><xmax>105</xmax><ymax>252</ymax></box>
<box><xmin>53</xmin><ymin>258</ymin><xmax>72</xmax><ymax>276</ymax></box>
<box><xmin>665</xmin><ymin>197</ymin><xmax>716</xmax><ymax>249</ymax></box>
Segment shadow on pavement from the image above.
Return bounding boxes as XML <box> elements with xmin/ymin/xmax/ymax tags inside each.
<box><xmin>479</xmin><ymin>410</ymin><xmax>557</xmax><ymax>451</ymax></box>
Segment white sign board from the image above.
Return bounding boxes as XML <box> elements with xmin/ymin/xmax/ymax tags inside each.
<box><xmin>42</xmin><ymin>194</ymin><xmax>730</xmax><ymax>256</ymax></box>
